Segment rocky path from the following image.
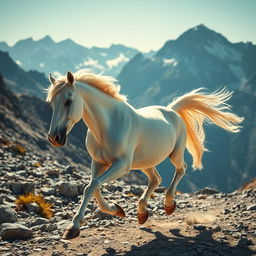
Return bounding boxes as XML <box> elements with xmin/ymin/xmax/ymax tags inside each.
<box><xmin>0</xmin><ymin>138</ymin><xmax>255</xmax><ymax>256</ymax></box>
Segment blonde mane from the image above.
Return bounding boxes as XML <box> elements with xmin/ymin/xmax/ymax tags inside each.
<box><xmin>46</xmin><ymin>70</ymin><xmax>127</xmax><ymax>102</ymax></box>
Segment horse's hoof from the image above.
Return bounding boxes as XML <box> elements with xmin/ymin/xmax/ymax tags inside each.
<box><xmin>165</xmin><ymin>200</ymin><xmax>176</xmax><ymax>215</ymax></box>
<box><xmin>137</xmin><ymin>210</ymin><xmax>149</xmax><ymax>225</ymax></box>
<box><xmin>114</xmin><ymin>203</ymin><xmax>126</xmax><ymax>218</ymax></box>
<box><xmin>62</xmin><ymin>227</ymin><xmax>80</xmax><ymax>240</ymax></box>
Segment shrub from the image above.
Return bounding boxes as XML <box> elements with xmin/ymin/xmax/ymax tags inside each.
<box><xmin>16</xmin><ymin>193</ymin><xmax>53</xmax><ymax>219</ymax></box>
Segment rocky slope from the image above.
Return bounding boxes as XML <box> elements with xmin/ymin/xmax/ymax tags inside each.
<box><xmin>0</xmin><ymin>37</ymin><xmax>139</xmax><ymax>77</ymax></box>
<box><xmin>0</xmin><ymin>51</ymin><xmax>48</xmax><ymax>98</ymax></box>
<box><xmin>0</xmin><ymin>137</ymin><xmax>255</xmax><ymax>256</ymax></box>
<box><xmin>0</xmin><ymin>73</ymin><xmax>90</xmax><ymax>171</ymax></box>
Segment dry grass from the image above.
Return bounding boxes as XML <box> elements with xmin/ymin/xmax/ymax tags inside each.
<box><xmin>16</xmin><ymin>193</ymin><xmax>53</xmax><ymax>219</ymax></box>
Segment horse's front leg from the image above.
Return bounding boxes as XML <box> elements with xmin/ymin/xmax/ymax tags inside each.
<box><xmin>92</xmin><ymin>160</ymin><xmax>125</xmax><ymax>217</ymax></box>
<box><xmin>63</xmin><ymin>157</ymin><xmax>131</xmax><ymax>239</ymax></box>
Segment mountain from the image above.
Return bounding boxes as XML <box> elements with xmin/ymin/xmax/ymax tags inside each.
<box><xmin>118</xmin><ymin>24</ymin><xmax>256</xmax><ymax>192</ymax></box>
<box><xmin>0</xmin><ymin>36</ymin><xmax>139</xmax><ymax>78</ymax></box>
<box><xmin>118</xmin><ymin>24</ymin><xmax>256</xmax><ymax>107</ymax></box>
<box><xmin>0</xmin><ymin>51</ymin><xmax>48</xmax><ymax>98</ymax></box>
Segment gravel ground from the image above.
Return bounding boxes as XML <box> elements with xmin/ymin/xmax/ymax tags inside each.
<box><xmin>0</xmin><ymin>138</ymin><xmax>255</xmax><ymax>256</ymax></box>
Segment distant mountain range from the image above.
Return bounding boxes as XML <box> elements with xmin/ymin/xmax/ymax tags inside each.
<box><xmin>0</xmin><ymin>36</ymin><xmax>140</xmax><ymax>78</ymax></box>
<box><xmin>119</xmin><ymin>24</ymin><xmax>256</xmax><ymax>107</ymax></box>
<box><xmin>0</xmin><ymin>24</ymin><xmax>255</xmax><ymax>192</ymax></box>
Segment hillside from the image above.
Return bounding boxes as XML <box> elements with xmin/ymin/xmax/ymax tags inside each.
<box><xmin>0</xmin><ymin>73</ymin><xmax>90</xmax><ymax>170</ymax></box>
<box><xmin>0</xmin><ymin>137</ymin><xmax>255</xmax><ymax>255</ymax></box>
<box><xmin>0</xmin><ymin>36</ymin><xmax>139</xmax><ymax>77</ymax></box>
<box><xmin>0</xmin><ymin>51</ymin><xmax>47</xmax><ymax>98</ymax></box>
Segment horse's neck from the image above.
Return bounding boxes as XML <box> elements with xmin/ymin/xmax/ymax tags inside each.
<box><xmin>78</xmin><ymin>82</ymin><xmax>124</xmax><ymax>142</ymax></box>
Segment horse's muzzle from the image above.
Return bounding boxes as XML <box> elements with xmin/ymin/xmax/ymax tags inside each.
<box><xmin>48</xmin><ymin>128</ymin><xmax>67</xmax><ymax>147</ymax></box>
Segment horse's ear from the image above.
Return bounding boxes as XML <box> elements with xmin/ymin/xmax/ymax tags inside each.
<box><xmin>67</xmin><ymin>71</ymin><xmax>74</xmax><ymax>85</ymax></box>
<box><xmin>49</xmin><ymin>73</ymin><xmax>56</xmax><ymax>84</ymax></box>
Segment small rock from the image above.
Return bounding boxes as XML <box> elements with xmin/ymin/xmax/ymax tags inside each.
<box><xmin>195</xmin><ymin>187</ymin><xmax>220</xmax><ymax>195</ymax></box>
<box><xmin>0</xmin><ymin>223</ymin><xmax>33</xmax><ymax>240</ymax></box>
<box><xmin>130</xmin><ymin>186</ymin><xmax>143</xmax><ymax>196</ymax></box>
<box><xmin>31</xmin><ymin>217</ymin><xmax>50</xmax><ymax>226</ymax></box>
<box><xmin>27</xmin><ymin>203</ymin><xmax>39</xmax><ymax>213</ymax></box>
<box><xmin>237</xmin><ymin>237</ymin><xmax>253</xmax><ymax>247</ymax></box>
<box><xmin>46</xmin><ymin>223</ymin><xmax>58</xmax><ymax>232</ymax></box>
<box><xmin>193</xmin><ymin>225</ymin><xmax>206</xmax><ymax>231</ymax></box>
<box><xmin>52</xmin><ymin>252</ymin><xmax>61</xmax><ymax>256</ymax></box>
<box><xmin>16</xmin><ymin>164</ymin><xmax>26</xmax><ymax>170</ymax></box>
<box><xmin>106</xmin><ymin>247</ymin><xmax>116</xmax><ymax>254</ymax></box>
<box><xmin>62</xmin><ymin>165</ymin><xmax>76</xmax><ymax>175</ymax></box>
<box><xmin>246</xmin><ymin>204</ymin><xmax>256</xmax><ymax>211</ymax></box>
<box><xmin>0</xmin><ymin>206</ymin><xmax>18</xmax><ymax>224</ymax></box>
<box><xmin>223</xmin><ymin>208</ymin><xmax>231</xmax><ymax>215</ymax></box>
<box><xmin>211</xmin><ymin>225</ymin><xmax>221</xmax><ymax>232</ymax></box>
<box><xmin>41</xmin><ymin>187</ymin><xmax>55</xmax><ymax>196</ymax></box>
<box><xmin>46</xmin><ymin>169</ymin><xmax>60</xmax><ymax>177</ymax></box>
<box><xmin>10</xmin><ymin>182</ymin><xmax>35</xmax><ymax>195</ymax></box>
<box><xmin>58</xmin><ymin>182</ymin><xmax>78</xmax><ymax>197</ymax></box>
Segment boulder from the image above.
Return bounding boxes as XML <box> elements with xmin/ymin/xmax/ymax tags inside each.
<box><xmin>0</xmin><ymin>206</ymin><xmax>18</xmax><ymax>224</ymax></box>
<box><xmin>58</xmin><ymin>182</ymin><xmax>78</xmax><ymax>197</ymax></box>
<box><xmin>0</xmin><ymin>223</ymin><xmax>32</xmax><ymax>240</ymax></box>
<box><xmin>10</xmin><ymin>182</ymin><xmax>35</xmax><ymax>195</ymax></box>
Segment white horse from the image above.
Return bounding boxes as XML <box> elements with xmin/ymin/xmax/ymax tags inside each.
<box><xmin>46</xmin><ymin>70</ymin><xmax>243</xmax><ymax>239</ymax></box>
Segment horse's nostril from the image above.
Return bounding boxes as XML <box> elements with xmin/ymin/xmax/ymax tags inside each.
<box><xmin>54</xmin><ymin>134</ymin><xmax>61</xmax><ymax>144</ymax></box>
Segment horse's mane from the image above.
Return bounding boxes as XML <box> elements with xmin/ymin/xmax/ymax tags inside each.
<box><xmin>46</xmin><ymin>69</ymin><xmax>127</xmax><ymax>102</ymax></box>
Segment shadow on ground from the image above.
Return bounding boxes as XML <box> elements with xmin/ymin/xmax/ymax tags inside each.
<box><xmin>101</xmin><ymin>227</ymin><xmax>255</xmax><ymax>256</ymax></box>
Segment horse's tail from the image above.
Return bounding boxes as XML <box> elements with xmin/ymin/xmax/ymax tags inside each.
<box><xmin>168</xmin><ymin>88</ymin><xmax>244</xmax><ymax>170</ymax></box>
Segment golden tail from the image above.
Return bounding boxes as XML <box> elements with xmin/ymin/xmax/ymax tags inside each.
<box><xmin>168</xmin><ymin>88</ymin><xmax>244</xmax><ymax>170</ymax></box>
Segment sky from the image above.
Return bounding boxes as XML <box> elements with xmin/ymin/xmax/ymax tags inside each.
<box><xmin>0</xmin><ymin>0</ymin><xmax>256</xmax><ymax>51</ymax></box>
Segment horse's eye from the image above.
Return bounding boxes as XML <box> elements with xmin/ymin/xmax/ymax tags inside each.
<box><xmin>65</xmin><ymin>99</ymin><xmax>72</xmax><ymax>107</ymax></box>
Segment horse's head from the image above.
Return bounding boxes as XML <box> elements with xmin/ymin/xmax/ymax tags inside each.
<box><xmin>47</xmin><ymin>71</ymin><xmax>84</xmax><ymax>147</ymax></box>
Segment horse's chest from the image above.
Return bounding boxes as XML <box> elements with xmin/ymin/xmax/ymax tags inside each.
<box><xmin>85</xmin><ymin>132</ymin><xmax>121</xmax><ymax>164</ymax></box>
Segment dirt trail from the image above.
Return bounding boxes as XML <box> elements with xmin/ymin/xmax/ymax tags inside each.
<box><xmin>30</xmin><ymin>210</ymin><xmax>255</xmax><ymax>256</ymax></box>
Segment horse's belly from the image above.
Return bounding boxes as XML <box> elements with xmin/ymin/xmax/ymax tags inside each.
<box><xmin>131</xmin><ymin>135</ymin><xmax>175</xmax><ymax>170</ymax></box>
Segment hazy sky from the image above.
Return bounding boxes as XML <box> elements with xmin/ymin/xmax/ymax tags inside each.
<box><xmin>1</xmin><ymin>0</ymin><xmax>255</xmax><ymax>51</ymax></box>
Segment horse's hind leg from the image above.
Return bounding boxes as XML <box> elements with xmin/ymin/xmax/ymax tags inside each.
<box><xmin>165</xmin><ymin>142</ymin><xmax>187</xmax><ymax>215</ymax></box>
<box><xmin>137</xmin><ymin>167</ymin><xmax>162</xmax><ymax>224</ymax></box>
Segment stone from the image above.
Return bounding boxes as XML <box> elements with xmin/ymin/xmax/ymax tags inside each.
<box><xmin>130</xmin><ymin>185</ymin><xmax>144</xmax><ymax>196</ymax></box>
<box><xmin>27</xmin><ymin>202</ymin><xmax>39</xmax><ymax>213</ymax></box>
<box><xmin>193</xmin><ymin>225</ymin><xmax>206</xmax><ymax>231</ymax></box>
<box><xmin>41</xmin><ymin>187</ymin><xmax>55</xmax><ymax>196</ymax></box>
<box><xmin>194</xmin><ymin>187</ymin><xmax>220</xmax><ymax>195</ymax></box>
<box><xmin>0</xmin><ymin>223</ymin><xmax>32</xmax><ymax>240</ymax></box>
<box><xmin>223</xmin><ymin>208</ymin><xmax>231</xmax><ymax>215</ymax></box>
<box><xmin>211</xmin><ymin>225</ymin><xmax>221</xmax><ymax>232</ymax></box>
<box><xmin>0</xmin><ymin>206</ymin><xmax>18</xmax><ymax>224</ymax></box>
<box><xmin>10</xmin><ymin>182</ymin><xmax>35</xmax><ymax>195</ymax></box>
<box><xmin>31</xmin><ymin>217</ymin><xmax>50</xmax><ymax>226</ymax></box>
<box><xmin>46</xmin><ymin>223</ymin><xmax>58</xmax><ymax>232</ymax></box>
<box><xmin>46</xmin><ymin>169</ymin><xmax>60</xmax><ymax>177</ymax></box>
<box><xmin>62</xmin><ymin>165</ymin><xmax>76</xmax><ymax>175</ymax></box>
<box><xmin>58</xmin><ymin>182</ymin><xmax>78</xmax><ymax>197</ymax></box>
<box><xmin>237</xmin><ymin>237</ymin><xmax>253</xmax><ymax>247</ymax></box>
<box><xmin>246</xmin><ymin>204</ymin><xmax>256</xmax><ymax>211</ymax></box>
